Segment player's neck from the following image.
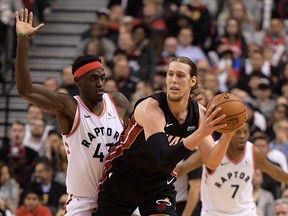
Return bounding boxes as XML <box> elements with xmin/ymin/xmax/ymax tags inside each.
<box><xmin>80</xmin><ymin>96</ymin><xmax>104</xmax><ymax>115</ymax></box>
<box><xmin>226</xmin><ymin>149</ymin><xmax>245</xmax><ymax>162</ymax></box>
<box><xmin>167</xmin><ymin>98</ymin><xmax>189</xmax><ymax>124</ymax></box>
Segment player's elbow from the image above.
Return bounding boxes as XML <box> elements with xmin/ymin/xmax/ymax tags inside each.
<box><xmin>202</xmin><ymin>159</ymin><xmax>218</xmax><ymax>170</ymax></box>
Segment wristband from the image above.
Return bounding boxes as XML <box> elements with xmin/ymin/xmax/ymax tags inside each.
<box><xmin>17</xmin><ymin>33</ymin><xmax>30</xmax><ymax>40</ymax></box>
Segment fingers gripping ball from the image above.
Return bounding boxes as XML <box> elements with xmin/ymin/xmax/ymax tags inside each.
<box><xmin>207</xmin><ymin>93</ymin><xmax>247</xmax><ymax>133</ymax></box>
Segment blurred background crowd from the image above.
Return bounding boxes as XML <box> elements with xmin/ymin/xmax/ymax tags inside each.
<box><xmin>0</xmin><ymin>0</ymin><xmax>288</xmax><ymax>215</ymax></box>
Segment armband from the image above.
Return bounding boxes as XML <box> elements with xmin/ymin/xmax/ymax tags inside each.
<box><xmin>147</xmin><ymin>132</ymin><xmax>192</xmax><ymax>172</ymax></box>
<box><xmin>17</xmin><ymin>33</ymin><xmax>30</xmax><ymax>40</ymax></box>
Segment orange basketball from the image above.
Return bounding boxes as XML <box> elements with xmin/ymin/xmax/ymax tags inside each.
<box><xmin>207</xmin><ymin>93</ymin><xmax>247</xmax><ymax>133</ymax></box>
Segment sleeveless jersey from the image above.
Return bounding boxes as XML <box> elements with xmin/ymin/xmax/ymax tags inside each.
<box><xmin>101</xmin><ymin>92</ymin><xmax>199</xmax><ymax>183</ymax></box>
<box><xmin>62</xmin><ymin>93</ymin><xmax>123</xmax><ymax>198</ymax></box>
<box><xmin>201</xmin><ymin>141</ymin><xmax>256</xmax><ymax>216</ymax></box>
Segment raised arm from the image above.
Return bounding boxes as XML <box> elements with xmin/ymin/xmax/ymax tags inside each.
<box><xmin>255</xmin><ymin>146</ymin><xmax>288</xmax><ymax>185</ymax></box>
<box><xmin>15</xmin><ymin>8</ymin><xmax>73</xmax><ymax>115</ymax></box>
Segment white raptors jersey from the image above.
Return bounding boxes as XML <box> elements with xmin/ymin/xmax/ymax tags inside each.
<box><xmin>62</xmin><ymin>94</ymin><xmax>124</xmax><ymax>198</ymax></box>
<box><xmin>201</xmin><ymin>142</ymin><xmax>257</xmax><ymax>216</ymax></box>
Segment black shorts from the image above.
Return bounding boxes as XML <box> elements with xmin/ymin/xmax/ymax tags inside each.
<box><xmin>95</xmin><ymin>168</ymin><xmax>177</xmax><ymax>216</ymax></box>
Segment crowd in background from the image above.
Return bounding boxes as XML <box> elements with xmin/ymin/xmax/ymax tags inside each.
<box><xmin>1</xmin><ymin>0</ymin><xmax>288</xmax><ymax>215</ymax></box>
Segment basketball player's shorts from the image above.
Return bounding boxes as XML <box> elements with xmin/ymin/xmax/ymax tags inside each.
<box><xmin>64</xmin><ymin>194</ymin><xmax>97</xmax><ymax>216</ymax></box>
<box><xmin>95</xmin><ymin>168</ymin><xmax>177</xmax><ymax>216</ymax></box>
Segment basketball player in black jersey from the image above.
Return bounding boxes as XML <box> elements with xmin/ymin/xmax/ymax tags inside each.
<box><xmin>95</xmin><ymin>56</ymin><xmax>243</xmax><ymax>216</ymax></box>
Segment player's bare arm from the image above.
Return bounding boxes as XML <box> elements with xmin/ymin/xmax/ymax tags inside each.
<box><xmin>182</xmin><ymin>103</ymin><xmax>231</xmax><ymax>169</ymax></box>
<box><xmin>255</xmin><ymin>146</ymin><xmax>288</xmax><ymax>185</ymax></box>
<box><xmin>174</xmin><ymin>150</ymin><xmax>202</xmax><ymax>178</ymax></box>
<box><xmin>15</xmin><ymin>8</ymin><xmax>77</xmax><ymax>132</ymax></box>
<box><xmin>134</xmin><ymin>97</ymin><xmax>166</xmax><ymax>138</ymax></box>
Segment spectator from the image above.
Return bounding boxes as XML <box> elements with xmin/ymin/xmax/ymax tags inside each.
<box><xmin>80</xmin><ymin>21</ymin><xmax>116</xmax><ymax>62</ymax></box>
<box><xmin>43</xmin><ymin>77</ymin><xmax>58</xmax><ymax>92</ymax></box>
<box><xmin>161</xmin><ymin>36</ymin><xmax>178</xmax><ymax>59</ymax></box>
<box><xmin>252</xmin><ymin>169</ymin><xmax>274</xmax><ymax>216</ymax></box>
<box><xmin>266</xmin><ymin>103</ymin><xmax>288</xmax><ymax>140</ymax></box>
<box><xmin>23</xmin><ymin>157</ymin><xmax>66</xmax><ymax>215</ymax></box>
<box><xmin>243</xmin><ymin>99</ymin><xmax>266</xmax><ymax>138</ymax></box>
<box><xmin>259</xmin><ymin>17</ymin><xmax>288</xmax><ymax>67</ymax></box>
<box><xmin>0</xmin><ymin>198</ymin><xmax>13</xmax><ymax>216</ymax></box>
<box><xmin>254</xmin><ymin>133</ymin><xmax>288</xmax><ymax>174</ymax></box>
<box><xmin>44</xmin><ymin>131</ymin><xmax>67</xmax><ymax>187</ymax></box>
<box><xmin>113</xmin><ymin>58</ymin><xmax>139</xmax><ymax>100</ymax></box>
<box><xmin>274</xmin><ymin>198</ymin><xmax>288</xmax><ymax>216</ymax></box>
<box><xmin>60</xmin><ymin>65</ymin><xmax>79</xmax><ymax>96</ymax></box>
<box><xmin>7</xmin><ymin>121</ymin><xmax>38</xmax><ymax>189</ymax></box>
<box><xmin>23</xmin><ymin>118</ymin><xmax>46</xmax><ymax>155</ymax></box>
<box><xmin>282</xmin><ymin>187</ymin><xmax>288</xmax><ymax>199</ymax></box>
<box><xmin>269</xmin><ymin>119</ymin><xmax>288</xmax><ymax>160</ymax></box>
<box><xmin>118</xmin><ymin>31</ymin><xmax>155</xmax><ymax>81</ymax></box>
<box><xmin>217</xmin><ymin>0</ymin><xmax>255</xmax><ymax>43</ymax></box>
<box><xmin>16</xmin><ymin>187</ymin><xmax>52</xmax><ymax>216</ymax></box>
<box><xmin>0</xmin><ymin>0</ymin><xmax>23</xmax><ymax>81</ymax></box>
<box><xmin>213</xmin><ymin>48</ymin><xmax>240</xmax><ymax>92</ymax></box>
<box><xmin>0</xmin><ymin>162</ymin><xmax>20</xmax><ymax>213</ymax></box>
<box><xmin>213</xmin><ymin>17</ymin><xmax>248</xmax><ymax>64</ymax></box>
<box><xmin>178</xmin><ymin>0</ymin><xmax>212</xmax><ymax>47</ymax></box>
<box><xmin>55</xmin><ymin>193</ymin><xmax>68</xmax><ymax>216</ymax></box>
<box><xmin>103</xmin><ymin>77</ymin><xmax>118</xmax><ymax>94</ymax></box>
<box><xmin>107</xmin><ymin>0</ymin><xmax>143</xmax><ymax>17</ymax></box>
<box><xmin>24</xmin><ymin>104</ymin><xmax>54</xmax><ymax>147</ymax></box>
<box><xmin>176</xmin><ymin>26</ymin><xmax>208</xmax><ymax>63</ymax></box>
<box><xmin>195</xmin><ymin>59</ymin><xmax>211</xmax><ymax>87</ymax></box>
<box><xmin>253</xmin><ymin>78</ymin><xmax>276</xmax><ymax>120</ymax></box>
<box><xmin>253</xmin><ymin>134</ymin><xmax>287</xmax><ymax>199</ymax></box>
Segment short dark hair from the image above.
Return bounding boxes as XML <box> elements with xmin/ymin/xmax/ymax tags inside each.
<box><xmin>253</xmin><ymin>133</ymin><xmax>270</xmax><ymax>143</ymax></box>
<box><xmin>132</xmin><ymin>23</ymin><xmax>151</xmax><ymax>38</ymax></box>
<box><xmin>72</xmin><ymin>55</ymin><xmax>102</xmax><ymax>76</ymax></box>
<box><xmin>23</xmin><ymin>187</ymin><xmax>43</xmax><ymax>200</ymax></box>
<box><xmin>10</xmin><ymin>120</ymin><xmax>25</xmax><ymax>128</ymax></box>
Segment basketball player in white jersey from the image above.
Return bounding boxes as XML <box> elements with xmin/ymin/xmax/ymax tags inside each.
<box><xmin>15</xmin><ymin>9</ymin><xmax>131</xmax><ymax>215</ymax></box>
<box><xmin>175</xmin><ymin>123</ymin><xmax>288</xmax><ymax>216</ymax></box>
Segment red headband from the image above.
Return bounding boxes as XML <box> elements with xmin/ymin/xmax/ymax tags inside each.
<box><xmin>74</xmin><ymin>61</ymin><xmax>104</xmax><ymax>78</ymax></box>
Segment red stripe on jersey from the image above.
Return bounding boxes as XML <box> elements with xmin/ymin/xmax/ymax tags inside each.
<box><xmin>98</xmin><ymin>116</ymin><xmax>143</xmax><ymax>191</ymax></box>
<box><xmin>66</xmin><ymin>105</ymin><xmax>81</xmax><ymax>138</ymax></box>
<box><xmin>64</xmin><ymin>194</ymin><xmax>73</xmax><ymax>215</ymax></box>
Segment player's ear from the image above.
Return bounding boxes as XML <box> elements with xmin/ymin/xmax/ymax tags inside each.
<box><xmin>74</xmin><ymin>77</ymin><xmax>80</xmax><ymax>86</ymax></box>
<box><xmin>190</xmin><ymin>76</ymin><xmax>197</xmax><ymax>86</ymax></box>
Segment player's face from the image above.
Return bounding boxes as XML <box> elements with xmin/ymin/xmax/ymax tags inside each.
<box><xmin>76</xmin><ymin>68</ymin><xmax>105</xmax><ymax>102</ymax></box>
<box><xmin>230</xmin><ymin>124</ymin><xmax>249</xmax><ymax>151</ymax></box>
<box><xmin>166</xmin><ymin>61</ymin><xmax>196</xmax><ymax>102</ymax></box>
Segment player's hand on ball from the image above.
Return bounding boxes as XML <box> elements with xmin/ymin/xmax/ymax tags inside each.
<box><xmin>15</xmin><ymin>8</ymin><xmax>44</xmax><ymax>37</ymax></box>
<box><xmin>198</xmin><ymin>104</ymin><xmax>227</xmax><ymax>137</ymax></box>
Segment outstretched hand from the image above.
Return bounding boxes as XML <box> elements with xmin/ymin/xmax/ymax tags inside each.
<box><xmin>15</xmin><ymin>8</ymin><xmax>44</xmax><ymax>37</ymax></box>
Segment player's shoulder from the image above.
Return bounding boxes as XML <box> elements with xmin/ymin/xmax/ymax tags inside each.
<box><xmin>109</xmin><ymin>92</ymin><xmax>130</xmax><ymax>106</ymax></box>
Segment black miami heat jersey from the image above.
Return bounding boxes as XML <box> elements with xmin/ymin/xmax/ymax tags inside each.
<box><xmin>102</xmin><ymin>92</ymin><xmax>199</xmax><ymax>182</ymax></box>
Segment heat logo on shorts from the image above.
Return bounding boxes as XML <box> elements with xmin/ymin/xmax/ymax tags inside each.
<box><xmin>156</xmin><ymin>198</ymin><xmax>172</xmax><ymax>212</ymax></box>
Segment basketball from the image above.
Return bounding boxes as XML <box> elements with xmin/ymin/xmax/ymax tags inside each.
<box><xmin>206</xmin><ymin>93</ymin><xmax>247</xmax><ymax>133</ymax></box>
